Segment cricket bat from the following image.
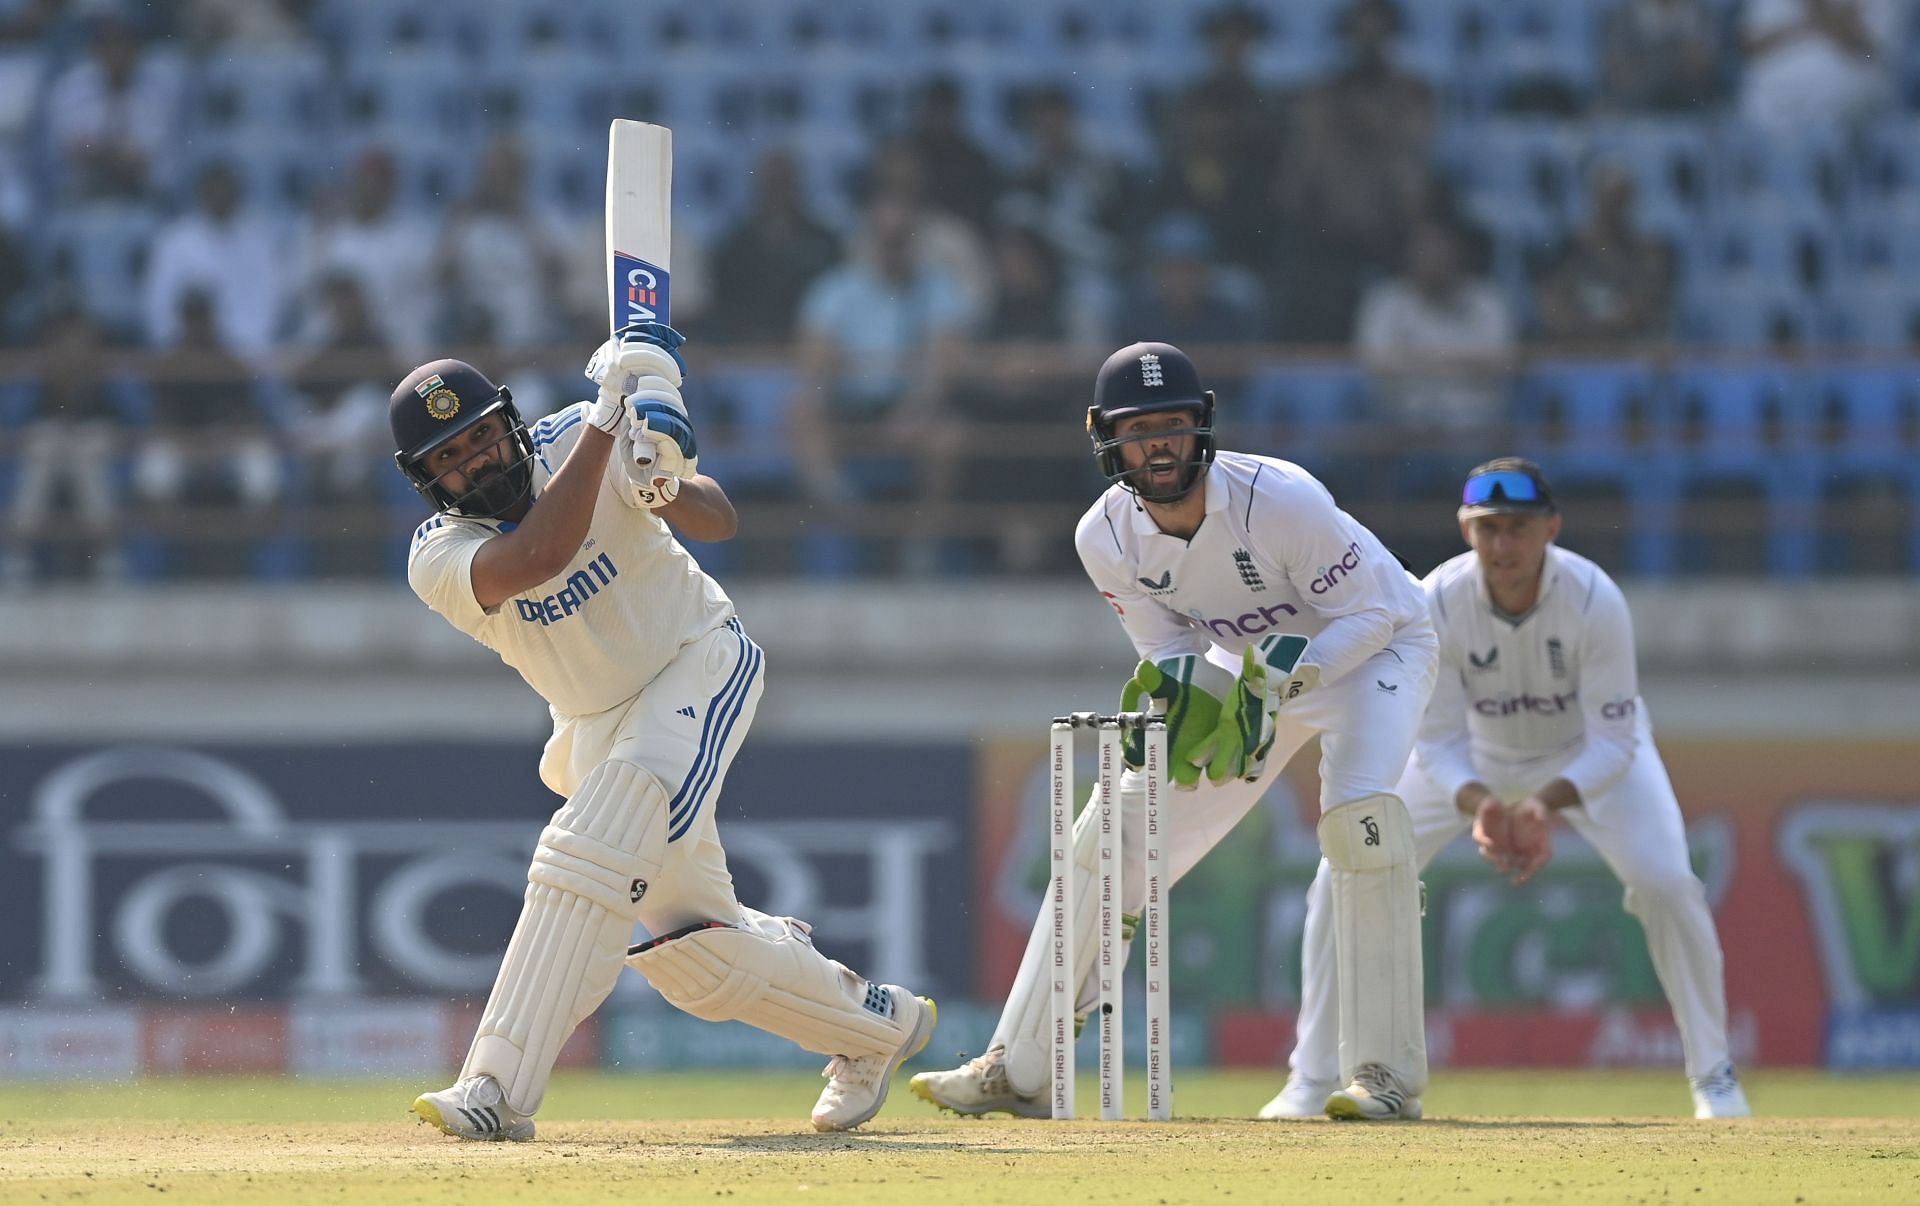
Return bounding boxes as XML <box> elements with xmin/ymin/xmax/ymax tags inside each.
<box><xmin>605</xmin><ymin>119</ymin><xmax>672</xmax><ymax>336</ymax></box>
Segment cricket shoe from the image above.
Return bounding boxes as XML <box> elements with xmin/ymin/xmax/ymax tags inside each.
<box><xmin>811</xmin><ymin>988</ymin><xmax>938</xmax><ymax>1132</ymax></box>
<box><xmin>1257</xmin><ymin>1072</ymin><xmax>1338</xmax><ymax>1120</ymax></box>
<box><xmin>908</xmin><ymin>1043</ymin><xmax>1051</xmax><ymax>1119</ymax></box>
<box><xmin>413</xmin><ymin>1074</ymin><xmax>535</xmax><ymax>1141</ymax></box>
<box><xmin>1325</xmin><ymin>1063</ymin><xmax>1423</xmax><ymax>1121</ymax></box>
<box><xmin>1689</xmin><ymin>1061</ymin><xmax>1752</xmax><ymax>1119</ymax></box>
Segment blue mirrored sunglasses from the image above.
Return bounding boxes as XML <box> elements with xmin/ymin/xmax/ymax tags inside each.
<box><xmin>1461</xmin><ymin>470</ymin><xmax>1543</xmax><ymax>508</ymax></box>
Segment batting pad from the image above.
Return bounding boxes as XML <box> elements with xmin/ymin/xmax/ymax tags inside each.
<box><xmin>464</xmin><ymin>759</ymin><xmax>668</xmax><ymax>1115</ymax></box>
<box><xmin>626</xmin><ymin>908</ymin><xmax>909</xmax><ymax>1059</ymax></box>
<box><xmin>1318</xmin><ymin>794</ymin><xmax>1428</xmax><ymax>1096</ymax></box>
<box><xmin>999</xmin><ymin>776</ymin><xmax>1140</xmax><ymax>1098</ymax></box>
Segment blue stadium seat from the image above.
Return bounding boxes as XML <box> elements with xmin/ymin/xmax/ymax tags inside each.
<box><xmin>321</xmin><ymin>0</ymin><xmax>458</xmax><ymax>63</ymax></box>
<box><xmin>1682</xmin><ymin>281</ymin><xmax>1829</xmax><ymax>349</ymax></box>
<box><xmin>1712</xmin><ymin>126</ymin><xmax>1853</xmax><ymax>215</ymax></box>
<box><xmin>39</xmin><ymin>205</ymin><xmax>163</xmax><ymax>339</ymax></box>
<box><xmin>184</xmin><ymin>129</ymin><xmax>329</xmax><ymax>213</ymax></box>
<box><xmin>684</xmin><ymin>367</ymin><xmax>798</xmax><ymax>493</ymax></box>
<box><xmin>522</xmin><ymin>136</ymin><xmax>599</xmax><ymax>216</ymax></box>
<box><xmin>1814</xmin><ymin>363</ymin><xmax>1920</xmax><ymax>568</ymax></box>
<box><xmin>1478</xmin><ymin>0</ymin><xmax>1601</xmax><ymax>109</ymax></box>
<box><xmin>1689</xmin><ymin>207</ymin><xmax>1843</xmax><ymax>303</ymax></box>
<box><xmin>1238</xmin><ymin>362</ymin><xmax>1368</xmax><ymax>446</ymax></box>
<box><xmin>1513</xmin><ymin>360</ymin><xmax>1678</xmax><ymax>574</ymax></box>
<box><xmin>494</xmin><ymin>55</ymin><xmax>607</xmax><ymax>139</ymax></box>
<box><xmin>343</xmin><ymin>52</ymin><xmax>474</xmax><ymax>139</ymax></box>
<box><xmin>190</xmin><ymin>49</ymin><xmax>331</xmax><ymax>135</ymax></box>
<box><xmin>1445</xmin><ymin>120</ymin><xmax>1583</xmax><ymax>221</ymax></box>
<box><xmin>1826</xmin><ymin>277</ymin><xmax>1920</xmax><ymax>349</ymax></box>
<box><xmin>1668</xmin><ymin>362</ymin><xmax>1820</xmax><ymax>575</ymax></box>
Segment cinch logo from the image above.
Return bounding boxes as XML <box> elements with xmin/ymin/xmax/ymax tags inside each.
<box><xmin>613</xmin><ymin>251</ymin><xmax>671</xmax><ymax>329</ymax></box>
<box><xmin>1310</xmin><ymin>541</ymin><xmax>1363</xmax><ymax>594</ymax></box>
<box><xmin>1473</xmin><ymin>690</ymin><xmax>1579</xmax><ymax>717</ymax></box>
<box><xmin>515</xmin><ymin>553</ymin><xmax>618</xmax><ymax>625</ymax></box>
<box><xmin>1199</xmin><ymin>602</ymin><xmax>1300</xmax><ymax>637</ymax></box>
<box><xmin>1600</xmin><ymin>698</ymin><xmax>1638</xmax><ymax>720</ymax></box>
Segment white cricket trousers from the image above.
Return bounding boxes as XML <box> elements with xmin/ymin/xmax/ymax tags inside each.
<box><xmin>990</xmin><ymin>631</ymin><xmax>1438</xmax><ymax>1083</ymax></box>
<box><xmin>1288</xmin><ymin>723</ymin><xmax>1736</xmax><ymax>1081</ymax></box>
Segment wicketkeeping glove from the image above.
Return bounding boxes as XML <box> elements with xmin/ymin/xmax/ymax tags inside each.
<box><xmin>1206</xmin><ymin>635</ymin><xmax>1319</xmax><ymax>785</ymax></box>
<box><xmin>1118</xmin><ymin>654</ymin><xmax>1233</xmax><ymax>791</ymax></box>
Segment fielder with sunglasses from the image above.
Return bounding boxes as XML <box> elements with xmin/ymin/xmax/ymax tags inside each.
<box><xmin>1265</xmin><ymin>457</ymin><xmax>1751</xmax><ymax>1121</ymax></box>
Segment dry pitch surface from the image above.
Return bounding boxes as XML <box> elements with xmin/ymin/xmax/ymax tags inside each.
<box><xmin>4</xmin><ymin>1070</ymin><xmax>1917</xmax><ymax>1205</ymax></box>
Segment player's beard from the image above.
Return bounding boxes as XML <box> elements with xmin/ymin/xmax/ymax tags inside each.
<box><xmin>461</xmin><ymin>460</ymin><xmax>532</xmax><ymax>518</ymax></box>
<box><xmin>1127</xmin><ymin>451</ymin><xmax>1200</xmax><ymax>503</ymax></box>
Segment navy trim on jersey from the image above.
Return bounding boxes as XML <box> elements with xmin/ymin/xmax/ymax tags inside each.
<box><xmin>1245</xmin><ymin>462</ymin><xmax>1264</xmax><ymax>527</ymax></box>
<box><xmin>1102</xmin><ymin>496</ymin><xmax>1124</xmax><ymax>553</ymax></box>
<box><xmin>532</xmin><ymin>410</ymin><xmax>583</xmax><ymax>448</ymax></box>
<box><xmin>412</xmin><ymin>516</ymin><xmax>445</xmax><ymax>548</ymax></box>
<box><xmin>1581</xmin><ymin>563</ymin><xmax>1599</xmax><ymax>614</ymax></box>
<box><xmin>667</xmin><ymin>618</ymin><xmax>761</xmax><ymax>842</ymax></box>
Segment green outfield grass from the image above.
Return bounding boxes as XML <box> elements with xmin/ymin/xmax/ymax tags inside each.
<box><xmin>4</xmin><ymin>1069</ymin><xmax>1917</xmax><ymax>1205</ymax></box>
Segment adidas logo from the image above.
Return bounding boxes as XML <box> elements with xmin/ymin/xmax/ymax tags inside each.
<box><xmin>675</xmin><ymin>705</ymin><xmax>696</xmax><ymax>718</ymax></box>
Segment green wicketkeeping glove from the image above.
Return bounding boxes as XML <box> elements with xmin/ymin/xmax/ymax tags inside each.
<box><xmin>1118</xmin><ymin>654</ymin><xmax>1233</xmax><ymax>790</ymax></box>
<box><xmin>1205</xmin><ymin>635</ymin><xmax>1320</xmax><ymax>785</ymax></box>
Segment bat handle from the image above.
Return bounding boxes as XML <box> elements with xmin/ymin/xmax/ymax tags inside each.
<box><xmin>633</xmin><ymin>438</ymin><xmax>658</xmax><ymax>468</ymax></box>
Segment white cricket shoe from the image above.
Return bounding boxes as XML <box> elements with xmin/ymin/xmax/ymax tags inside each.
<box><xmin>908</xmin><ymin>1042</ymin><xmax>1051</xmax><ymax>1119</ymax></box>
<box><xmin>811</xmin><ymin>988</ymin><xmax>938</xmax><ymax>1132</ymax></box>
<box><xmin>412</xmin><ymin>1074</ymin><xmax>535</xmax><ymax>1141</ymax></box>
<box><xmin>1325</xmin><ymin>1063</ymin><xmax>1423</xmax><ymax>1121</ymax></box>
<box><xmin>1690</xmin><ymin>1061</ymin><xmax>1752</xmax><ymax>1119</ymax></box>
<box><xmin>1257</xmin><ymin>1071</ymin><xmax>1338</xmax><ymax>1120</ymax></box>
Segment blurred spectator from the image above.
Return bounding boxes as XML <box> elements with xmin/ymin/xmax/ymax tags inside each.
<box><xmin>180</xmin><ymin>0</ymin><xmax>311</xmax><ymax>50</ymax></box>
<box><xmin>1126</xmin><ymin>212</ymin><xmax>1265</xmax><ymax>348</ymax></box>
<box><xmin>1600</xmin><ymin>0</ymin><xmax>1722</xmax><ymax>112</ymax></box>
<box><xmin>1007</xmin><ymin>85</ymin><xmax>1125</xmax><ymax>277</ymax></box>
<box><xmin>143</xmin><ymin>161</ymin><xmax>283</xmax><ymax>359</ymax></box>
<box><xmin>1167</xmin><ymin>4</ymin><xmax>1282</xmax><ymax>190</ymax></box>
<box><xmin>0</xmin><ymin>0</ymin><xmax>54</xmax><ymax>148</ymax></box>
<box><xmin>971</xmin><ymin>221</ymin><xmax>1087</xmax><ymax>571</ymax></box>
<box><xmin>1739</xmin><ymin>0</ymin><xmax>1900</xmax><ymax>133</ymax></box>
<box><xmin>709</xmin><ymin>148</ymin><xmax>840</xmax><ymax>345</ymax></box>
<box><xmin>296</xmin><ymin>148</ymin><xmax>436</xmax><ymax>358</ymax></box>
<box><xmin>43</xmin><ymin>12</ymin><xmax>182</xmax><ymax>201</ymax></box>
<box><xmin>289</xmin><ymin>273</ymin><xmax>402</xmax><ymax>501</ymax></box>
<box><xmin>1537</xmin><ymin>162</ymin><xmax>1676</xmax><ymax>345</ymax></box>
<box><xmin>133</xmin><ymin>289</ymin><xmax>283</xmax><ymax>517</ymax></box>
<box><xmin>864</xmin><ymin>141</ymin><xmax>992</xmax><ymax>327</ymax></box>
<box><xmin>1275</xmin><ymin>0</ymin><xmax>1435</xmax><ymax>342</ymax></box>
<box><xmin>3</xmin><ymin>297</ymin><xmax>124</xmax><ymax>586</ymax></box>
<box><xmin>903</xmin><ymin>76</ymin><xmax>999</xmax><ymax>234</ymax></box>
<box><xmin>1356</xmin><ymin>220</ymin><xmax>1516</xmax><ymax>436</ymax></box>
<box><xmin>1141</xmin><ymin>85</ymin><xmax>1273</xmax><ymax>276</ymax></box>
<box><xmin>435</xmin><ymin>135</ymin><xmax>565</xmax><ymax>350</ymax></box>
<box><xmin>982</xmin><ymin>221</ymin><xmax>1069</xmax><ymax>344</ymax></box>
<box><xmin>789</xmin><ymin>192</ymin><xmax>970</xmax><ymax>569</ymax></box>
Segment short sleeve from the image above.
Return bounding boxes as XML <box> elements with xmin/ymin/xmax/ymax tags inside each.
<box><xmin>406</xmin><ymin>518</ymin><xmax>492</xmax><ymax>635</ymax></box>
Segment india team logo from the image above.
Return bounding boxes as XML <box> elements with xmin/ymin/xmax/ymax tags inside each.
<box><xmin>414</xmin><ymin>373</ymin><xmax>461</xmax><ymax>421</ymax></box>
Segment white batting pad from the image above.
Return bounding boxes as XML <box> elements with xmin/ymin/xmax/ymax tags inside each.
<box><xmin>463</xmin><ymin>759</ymin><xmax>668</xmax><ymax>1115</ymax></box>
<box><xmin>1318</xmin><ymin>794</ymin><xmax>1427</xmax><ymax>1096</ymax></box>
<box><xmin>627</xmin><ymin>908</ymin><xmax>911</xmax><ymax>1058</ymax></box>
<box><xmin>1000</xmin><ymin>774</ymin><xmax>1141</xmax><ymax>1098</ymax></box>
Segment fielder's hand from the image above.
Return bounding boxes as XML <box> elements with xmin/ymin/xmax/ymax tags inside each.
<box><xmin>1471</xmin><ymin>796</ymin><xmax>1554</xmax><ymax>885</ymax></box>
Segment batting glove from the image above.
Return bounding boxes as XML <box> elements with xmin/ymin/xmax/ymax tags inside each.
<box><xmin>584</xmin><ymin>323</ymin><xmax>689</xmax><ymax>433</ymax></box>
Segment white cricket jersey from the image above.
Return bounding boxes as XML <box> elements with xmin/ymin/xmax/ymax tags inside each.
<box><xmin>1075</xmin><ymin>451</ymin><xmax>1431</xmax><ymax>685</ymax></box>
<box><xmin>406</xmin><ymin>402</ymin><xmax>735</xmax><ymax>718</ymax></box>
<box><xmin>1416</xmin><ymin>545</ymin><xmax>1642</xmax><ymax>802</ymax></box>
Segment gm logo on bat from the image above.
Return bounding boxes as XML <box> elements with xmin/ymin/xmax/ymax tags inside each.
<box><xmin>614</xmin><ymin>251</ymin><xmax>671</xmax><ymax>328</ymax></box>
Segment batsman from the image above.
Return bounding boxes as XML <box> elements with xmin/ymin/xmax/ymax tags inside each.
<box><xmin>391</xmin><ymin>324</ymin><xmax>934</xmax><ymax>1139</ymax></box>
<box><xmin>912</xmin><ymin>342</ymin><xmax>1438</xmax><ymax>1120</ymax></box>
